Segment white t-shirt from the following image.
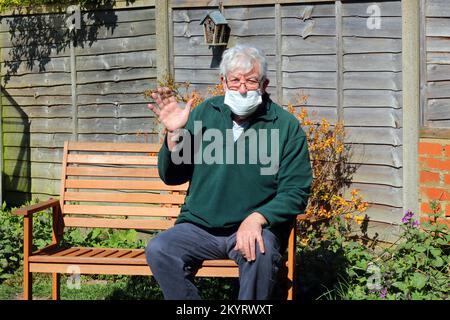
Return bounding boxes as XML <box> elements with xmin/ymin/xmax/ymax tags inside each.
<box><xmin>232</xmin><ymin>120</ymin><xmax>249</xmax><ymax>142</ymax></box>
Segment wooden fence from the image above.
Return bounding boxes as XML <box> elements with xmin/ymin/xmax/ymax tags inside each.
<box><xmin>0</xmin><ymin>0</ymin><xmax>447</xmax><ymax>241</ymax></box>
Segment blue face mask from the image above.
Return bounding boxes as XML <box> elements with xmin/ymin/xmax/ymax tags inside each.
<box><xmin>224</xmin><ymin>89</ymin><xmax>262</xmax><ymax>117</ymax></box>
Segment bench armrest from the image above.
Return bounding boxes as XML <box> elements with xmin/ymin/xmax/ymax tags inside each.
<box><xmin>13</xmin><ymin>198</ymin><xmax>60</xmax><ymax>217</ymax></box>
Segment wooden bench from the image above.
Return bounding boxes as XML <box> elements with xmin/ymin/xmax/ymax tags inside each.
<box><xmin>13</xmin><ymin>141</ymin><xmax>302</xmax><ymax>300</ymax></box>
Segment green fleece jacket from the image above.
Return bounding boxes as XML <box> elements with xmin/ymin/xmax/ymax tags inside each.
<box><xmin>158</xmin><ymin>95</ymin><xmax>312</xmax><ymax>233</ymax></box>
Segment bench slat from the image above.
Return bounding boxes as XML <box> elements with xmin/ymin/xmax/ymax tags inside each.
<box><xmin>68</xmin><ymin>142</ymin><xmax>161</xmax><ymax>153</ymax></box>
<box><xmin>65</xmin><ymin>179</ymin><xmax>189</xmax><ymax>191</ymax></box>
<box><xmin>67</xmin><ymin>155</ymin><xmax>158</xmax><ymax>166</ymax></box>
<box><xmin>29</xmin><ymin>247</ymin><xmax>238</xmax><ymax>268</ymax></box>
<box><xmin>63</xmin><ymin>217</ymin><xmax>175</xmax><ymax>230</ymax></box>
<box><xmin>63</xmin><ymin>205</ymin><xmax>180</xmax><ymax>217</ymax></box>
<box><xmin>66</xmin><ymin>167</ymin><xmax>160</xmax><ymax>178</ymax></box>
<box><xmin>64</xmin><ymin>192</ymin><xmax>186</xmax><ymax>204</ymax></box>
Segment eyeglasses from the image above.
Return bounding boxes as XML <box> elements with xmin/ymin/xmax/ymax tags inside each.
<box><xmin>226</xmin><ymin>76</ymin><xmax>261</xmax><ymax>90</ymax></box>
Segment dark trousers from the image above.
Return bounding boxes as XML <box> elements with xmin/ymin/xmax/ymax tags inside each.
<box><xmin>145</xmin><ymin>222</ymin><xmax>283</xmax><ymax>300</ymax></box>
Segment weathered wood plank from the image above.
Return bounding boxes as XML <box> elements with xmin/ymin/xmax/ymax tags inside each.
<box><xmin>359</xmin><ymin>204</ymin><xmax>403</xmax><ymax>227</ymax></box>
<box><xmin>77</xmin><ymin>117</ymin><xmax>158</xmax><ymax>134</ymax></box>
<box><xmin>342</xmin><ymin>2</ymin><xmax>401</xmax><ymax>17</ymax></box>
<box><xmin>2</xmin><ymin>132</ymin><xmax>71</xmax><ymax>147</ymax></box>
<box><xmin>343</xmin><ymin>72</ymin><xmax>402</xmax><ymax>91</ymax></box>
<box><xmin>280</xmin><ymin>3</ymin><xmax>335</xmax><ymax>18</ymax></box>
<box><xmin>281</xmin><ymin>17</ymin><xmax>336</xmax><ymax>36</ymax></box>
<box><xmin>343</xmin><ymin>37</ymin><xmax>402</xmax><ymax>53</ymax></box>
<box><xmin>292</xmin><ymin>105</ymin><xmax>337</xmax><ymax>123</ymax></box>
<box><xmin>3</xmin><ymin>147</ymin><xmax>63</xmax><ymax>163</ymax></box>
<box><xmin>5</xmin><ymin>176</ymin><xmax>60</xmax><ymax>195</ymax></box>
<box><xmin>2</xmin><ymin>105</ymin><xmax>72</xmax><ymax>118</ymax></box>
<box><xmin>427</xmin><ymin>64</ymin><xmax>450</xmax><ymax>81</ymax></box>
<box><xmin>344</xmin><ymin>90</ymin><xmax>402</xmax><ymax>108</ymax></box>
<box><xmin>174</xmin><ymin>35</ymin><xmax>276</xmax><ymax>55</ymax></box>
<box><xmin>1</xmin><ymin>95</ymin><xmax>72</xmax><ymax>106</ymax></box>
<box><xmin>426</xmin><ymin>119</ymin><xmax>450</xmax><ymax>127</ymax></box>
<box><xmin>3</xmin><ymin>72</ymin><xmax>71</xmax><ymax>88</ymax></box>
<box><xmin>427</xmin><ymin>52</ymin><xmax>450</xmax><ymax>65</ymax></box>
<box><xmin>1</xmin><ymin>51</ymin><xmax>156</xmax><ymax>76</ymax></box>
<box><xmin>282</xmin><ymin>55</ymin><xmax>336</xmax><ymax>72</ymax></box>
<box><xmin>2</xmin><ymin>118</ymin><xmax>73</xmax><ymax>133</ymax></box>
<box><xmin>427</xmin><ymin>81</ymin><xmax>450</xmax><ymax>98</ymax></box>
<box><xmin>174</xmin><ymin>19</ymin><xmax>275</xmax><ymax>38</ymax></box>
<box><xmin>283</xmin><ymin>71</ymin><xmax>336</xmax><ymax>89</ymax></box>
<box><xmin>426</xmin><ymin>98</ymin><xmax>450</xmax><ymax>121</ymax></box>
<box><xmin>77</xmin><ymin>92</ymin><xmax>159</xmax><ymax>105</ymax></box>
<box><xmin>347</xmin><ymin>183</ymin><xmax>403</xmax><ymax>208</ymax></box>
<box><xmin>0</xmin><ymin>20</ymin><xmax>156</xmax><ymax>48</ymax></box>
<box><xmin>3</xmin><ymin>67</ymin><xmax>155</xmax><ymax>89</ymax></box>
<box><xmin>283</xmin><ymin>88</ymin><xmax>336</xmax><ymax>107</ymax></box>
<box><xmin>343</xmin><ymin>108</ymin><xmax>402</xmax><ymax>128</ymax></box>
<box><xmin>282</xmin><ymin>35</ymin><xmax>336</xmax><ymax>55</ymax></box>
<box><xmin>0</xmin><ymin>7</ymin><xmax>155</xmax><ymax>32</ymax></box>
<box><xmin>344</xmin><ymin>53</ymin><xmax>402</xmax><ymax>72</ymax></box>
<box><xmin>427</xmin><ymin>37</ymin><xmax>450</xmax><ymax>52</ymax></box>
<box><xmin>173</xmin><ymin>7</ymin><xmax>276</xmax><ymax>21</ymax></box>
<box><xmin>77</xmin><ymin>67</ymin><xmax>156</xmax><ymax>84</ymax></box>
<box><xmin>427</xmin><ymin>0</ymin><xmax>450</xmax><ymax>17</ymax></box>
<box><xmin>79</xmin><ymin>103</ymin><xmax>154</xmax><ymax>118</ymax></box>
<box><xmin>78</xmin><ymin>133</ymin><xmax>160</xmax><ymax>143</ymax></box>
<box><xmin>4</xmin><ymin>79</ymin><xmax>155</xmax><ymax>97</ymax></box>
<box><xmin>1</xmin><ymin>34</ymin><xmax>156</xmax><ymax>61</ymax></box>
<box><xmin>4</xmin><ymin>160</ymin><xmax>62</xmax><ymax>180</ymax></box>
<box><xmin>343</xmin><ymin>17</ymin><xmax>402</xmax><ymax>38</ymax></box>
<box><xmin>426</xmin><ymin>17</ymin><xmax>450</xmax><ymax>37</ymax></box>
<box><xmin>345</xmin><ymin>127</ymin><xmax>402</xmax><ymax>146</ymax></box>
<box><xmin>351</xmin><ymin>165</ymin><xmax>403</xmax><ymax>188</ymax></box>
<box><xmin>349</xmin><ymin>144</ymin><xmax>402</xmax><ymax>168</ymax></box>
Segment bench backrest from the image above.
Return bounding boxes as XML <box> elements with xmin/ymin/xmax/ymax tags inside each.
<box><xmin>60</xmin><ymin>141</ymin><xmax>188</xmax><ymax>231</ymax></box>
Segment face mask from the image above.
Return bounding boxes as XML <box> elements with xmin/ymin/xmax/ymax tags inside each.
<box><xmin>224</xmin><ymin>90</ymin><xmax>262</xmax><ymax>117</ymax></box>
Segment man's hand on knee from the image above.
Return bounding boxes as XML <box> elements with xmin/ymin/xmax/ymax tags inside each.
<box><xmin>234</xmin><ymin>212</ymin><xmax>268</xmax><ymax>262</ymax></box>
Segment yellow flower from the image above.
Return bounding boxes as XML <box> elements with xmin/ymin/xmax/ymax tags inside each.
<box><xmin>299</xmin><ymin>237</ymin><xmax>309</xmax><ymax>247</ymax></box>
<box><xmin>354</xmin><ymin>215</ymin><xmax>365</xmax><ymax>225</ymax></box>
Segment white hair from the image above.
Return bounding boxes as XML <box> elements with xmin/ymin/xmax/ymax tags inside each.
<box><xmin>219</xmin><ymin>44</ymin><xmax>268</xmax><ymax>81</ymax></box>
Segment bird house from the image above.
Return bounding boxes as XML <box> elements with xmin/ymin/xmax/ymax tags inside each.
<box><xmin>200</xmin><ymin>11</ymin><xmax>230</xmax><ymax>46</ymax></box>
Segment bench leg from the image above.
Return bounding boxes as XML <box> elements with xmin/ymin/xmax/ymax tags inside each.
<box><xmin>287</xmin><ymin>284</ymin><xmax>294</xmax><ymax>300</ymax></box>
<box><xmin>52</xmin><ymin>273</ymin><xmax>60</xmax><ymax>300</ymax></box>
<box><xmin>23</xmin><ymin>270</ymin><xmax>32</xmax><ymax>300</ymax></box>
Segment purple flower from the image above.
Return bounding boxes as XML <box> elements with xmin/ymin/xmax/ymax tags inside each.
<box><xmin>412</xmin><ymin>220</ymin><xmax>420</xmax><ymax>228</ymax></box>
<box><xmin>379</xmin><ymin>287</ymin><xmax>387</xmax><ymax>299</ymax></box>
<box><xmin>402</xmin><ymin>210</ymin><xmax>414</xmax><ymax>224</ymax></box>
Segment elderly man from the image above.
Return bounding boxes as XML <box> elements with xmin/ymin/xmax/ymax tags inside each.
<box><xmin>145</xmin><ymin>44</ymin><xmax>312</xmax><ymax>300</ymax></box>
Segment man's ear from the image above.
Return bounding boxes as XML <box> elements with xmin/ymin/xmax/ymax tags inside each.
<box><xmin>221</xmin><ymin>76</ymin><xmax>228</xmax><ymax>91</ymax></box>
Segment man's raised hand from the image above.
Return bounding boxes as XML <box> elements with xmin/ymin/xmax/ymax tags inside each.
<box><xmin>147</xmin><ymin>87</ymin><xmax>194</xmax><ymax>133</ymax></box>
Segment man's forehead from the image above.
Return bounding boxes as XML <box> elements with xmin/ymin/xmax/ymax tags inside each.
<box><xmin>227</xmin><ymin>66</ymin><xmax>260</xmax><ymax>78</ymax></box>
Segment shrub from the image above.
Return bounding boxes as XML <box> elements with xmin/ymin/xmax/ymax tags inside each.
<box><xmin>285</xmin><ymin>98</ymin><xmax>368</xmax><ymax>247</ymax></box>
<box><xmin>0</xmin><ymin>200</ymin><xmax>146</xmax><ymax>282</ymax></box>
<box><xmin>307</xmin><ymin>201</ymin><xmax>450</xmax><ymax>300</ymax></box>
<box><xmin>0</xmin><ymin>201</ymin><xmax>53</xmax><ymax>281</ymax></box>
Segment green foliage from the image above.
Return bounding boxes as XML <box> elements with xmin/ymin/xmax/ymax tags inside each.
<box><xmin>0</xmin><ymin>201</ymin><xmax>53</xmax><ymax>281</ymax></box>
<box><xmin>0</xmin><ymin>0</ymin><xmax>117</xmax><ymax>11</ymax></box>
<box><xmin>0</xmin><ymin>200</ymin><xmax>146</xmax><ymax>283</ymax></box>
<box><xmin>300</xmin><ymin>202</ymin><xmax>449</xmax><ymax>300</ymax></box>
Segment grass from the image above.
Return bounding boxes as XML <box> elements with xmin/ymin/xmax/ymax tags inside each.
<box><xmin>0</xmin><ymin>272</ymin><xmax>165</xmax><ymax>300</ymax></box>
<box><xmin>0</xmin><ymin>271</ymin><xmax>242</xmax><ymax>300</ymax></box>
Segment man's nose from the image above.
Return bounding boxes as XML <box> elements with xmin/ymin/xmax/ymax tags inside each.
<box><xmin>238</xmin><ymin>83</ymin><xmax>248</xmax><ymax>95</ymax></box>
